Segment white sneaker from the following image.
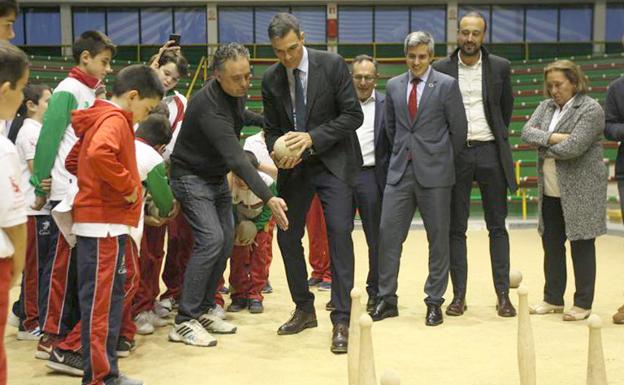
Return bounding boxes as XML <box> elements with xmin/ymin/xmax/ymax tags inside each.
<box><xmin>115</xmin><ymin>374</ymin><xmax>144</xmax><ymax>385</ymax></box>
<box><xmin>168</xmin><ymin>319</ymin><xmax>217</xmax><ymax>347</ymax></box>
<box><xmin>198</xmin><ymin>312</ymin><xmax>237</xmax><ymax>334</ymax></box>
<box><xmin>154</xmin><ymin>298</ymin><xmax>174</xmax><ymax>318</ymax></box>
<box><xmin>207</xmin><ymin>304</ymin><xmax>227</xmax><ymax>320</ymax></box>
<box><xmin>148</xmin><ymin>310</ymin><xmax>170</xmax><ymax>327</ymax></box>
<box><xmin>17</xmin><ymin>326</ymin><xmax>43</xmax><ymax>341</ymax></box>
<box><xmin>7</xmin><ymin>310</ymin><xmax>19</xmax><ymax>328</ymax></box>
<box><xmin>134</xmin><ymin>312</ymin><xmax>155</xmax><ymax>335</ymax></box>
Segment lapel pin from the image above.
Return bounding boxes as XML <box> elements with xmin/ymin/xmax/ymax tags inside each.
<box><xmin>428</xmin><ymin>83</ymin><xmax>434</xmax><ymax>88</ymax></box>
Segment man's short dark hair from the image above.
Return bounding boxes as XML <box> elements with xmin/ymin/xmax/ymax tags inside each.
<box><xmin>211</xmin><ymin>43</ymin><xmax>249</xmax><ymax>72</ymax></box>
<box><xmin>0</xmin><ymin>43</ymin><xmax>29</xmax><ymax>88</ymax></box>
<box><xmin>112</xmin><ymin>64</ymin><xmax>165</xmax><ymax>100</ymax></box>
<box><xmin>268</xmin><ymin>12</ymin><xmax>301</xmax><ymax>40</ymax></box>
<box><xmin>0</xmin><ymin>1</ymin><xmax>18</xmax><ymax>18</ymax></box>
<box><xmin>135</xmin><ymin>113</ymin><xmax>172</xmax><ymax>147</ymax></box>
<box><xmin>459</xmin><ymin>11</ymin><xmax>488</xmax><ymax>33</ymax></box>
<box><xmin>352</xmin><ymin>54</ymin><xmax>379</xmax><ymax>73</ymax></box>
<box><xmin>72</xmin><ymin>30</ymin><xmax>116</xmax><ymax>64</ymax></box>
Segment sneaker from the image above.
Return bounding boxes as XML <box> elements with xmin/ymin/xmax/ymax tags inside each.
<box><xmin>115</xmin><ymin>374</ymin><xmax>144</xmax><ymax>385</ymax></box>
<box><xmin>116</xmin><ymin>337</ymin><xmax>136</xmax><ymax>358</ymax></box>
<box><xmin>218</xmin><ymin>285</ymin><xmax>230</xmax><ymax>295</ymax></box>
<box><xmin>46</xmin><ymin>347</ymin><xmax>83</xmax><ymax>377</ymax></box>
<box><xmin>154</xmin><ymin>298</ymin><xmax>174</xmax><ymax>318</ymax></box>
<box><xmin>134</xmin><ymin>312</ymin><xmax>155</xmax><ymax>335</ymax></box>
<box><xmin>318</xmin><ymin>281</ymin><xmax>332</xmax><ymax>291</ymax></box>
<box><xmin>7</xmin><ymin>310</ymin><xmax>20</xmax><ymax>328</ymax></box>
<box><xmin>17</xmin><ymin>325</ymin><xmax>43</xmax><ymax>341</ymax></box>
<box><xmin>35</xmin><ymin>334</ymin><xmax>62</xmax><ymax>360</ymax></box>
<box><xmin>207</xmin><ymin>304</ymin><xmax>227</xmax><ymax>320</ymax></box>
<box><xmin>198</xmin><ymin>312</ymin><xmax>237</xmax><ymax>334</ymax></box>
<box><xmin>226</xmin><ymin>298</ymin><xmax>248</xmax><ymax>313</ymax></box>
<box><xmin>529</xmin><ymin>301</ymin><xmax>564</xmax><ymax>315</ymax></box>
<box><xmin>307</xmin><ymin>277</ymin><xmax>323</xmax><ymax>287</ymax></box>
<box><xmin>148</xmin><ymin>310</ymin><xmax>170</xmax><ymax>327</ymax></box>
<box><xmin>168</xmin><ymin>319</ymin><xmax>217</xmax><ymax>347</ymax></box>
<box><xmin>326</xmin><ymin>300</ymin><xmax>336</xmax><ymax>311</ymax></box>
<box><xmin>262</xmin><ymin>281</ymin><xmax>273</xmax><ymax>294</ymax></box>
<box><xmin>563</xmin><ymin>306</ymin><xmax>591</xmax><ymax>321</ymax></box>
<box><xmin>248</xmin><ymin>299</ymin><xmax>264</xmax><ymax>314</ymax></box>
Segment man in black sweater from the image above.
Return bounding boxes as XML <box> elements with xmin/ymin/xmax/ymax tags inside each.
<box><xmin>168</xmin><ymin>43</ymin><xmax>288</xmax><ymax>347</ymax></box>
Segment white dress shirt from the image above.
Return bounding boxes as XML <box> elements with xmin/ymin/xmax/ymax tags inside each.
<box><xmin>543</xmin><ymin>95</ymin><xmax>577</xmax><ymax>198</ymax></box>
<box><xmin>286</xmin><ymin>46</ymin><xmax>309</xmax><ymax>107</ymax></box>
<box><xmin>357</xmin><ymin>93</ymin><xmax>376</xmax><ymax>167</ymax></box>
<box><xmin>406</xmin><ymin>66</ymin><xmax>432</xmax><ymax>108</ymax></box>
<box><xmin>458</xmin><ymin>52</ymin><xmax>495</xmax><ymax>142</ymax></box>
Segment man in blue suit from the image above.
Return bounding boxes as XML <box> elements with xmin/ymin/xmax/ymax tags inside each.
<box><xmin>370</xmin><ymin>31</ymin><xmax>467</xmax><ymax>326</ymax></box>
<box><xmin>350</xmin><ymin>55</ymin><xmax>390</xmax><ymax>312</ymax></box>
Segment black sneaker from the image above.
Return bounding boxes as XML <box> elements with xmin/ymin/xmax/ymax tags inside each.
<box><xmin>262</xmin><ymin>281</ymin><xmax>273</xmax><ymax>294</ymax></box>
<box><xmin>117</xmin><ymin>337</ymin><xmax>136</xmax><ymax>358</ymax></box>
<box><xmin>248</xmin><ymin>299</ymin><xmax>264</xmax><ymax>314</ymax></box>
<box><xmin>226</xmin><ymin>298</ymin><xmax>248</xmax><ymax>312</ymax></box>
<box><xmin>46</xmin><ymin>347</ymin><xmax>84</xmax><ymax>376</ymax></box>
<box><xmin>326</xmin><ymin>300</ymin><xmax>336</xmax><ymax>311</ymax></box>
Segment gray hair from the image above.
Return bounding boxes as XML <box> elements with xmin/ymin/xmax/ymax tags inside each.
<box><xmin>268</xmin><ymin>12</ymin><xmax>301</xmax><ymax>40</ymax></box>
<box><xmin>403</xmin><ymin>31</ymin><xmax>435</xmax><ymax>56</ymax></box>
<box><xmin>211</xmin><ymin>43</ymin><xmax>250</xmax><ymax>72</ymax></box>
<box><xmin>352</xmin><ymin>54</ymin><xmax>379</xmax><ymax>73</ymax></box>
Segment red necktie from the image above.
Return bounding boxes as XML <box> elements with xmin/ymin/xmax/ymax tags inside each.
<box><xmin>408</xmin><ymin>77</ymin><xmax>420</xmax><ymax>120</ymax></box>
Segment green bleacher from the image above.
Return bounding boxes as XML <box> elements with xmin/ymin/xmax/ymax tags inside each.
<box><xmin>25</xmin><ymin>51</ymin><xmax>624</xmax><ymax>218</ymax></box>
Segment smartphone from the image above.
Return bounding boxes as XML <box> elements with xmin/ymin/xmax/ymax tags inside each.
<box><xmin>169</xmin><ymin>34</ymin><xmax>181</xmax><ymax>46</ymax></box>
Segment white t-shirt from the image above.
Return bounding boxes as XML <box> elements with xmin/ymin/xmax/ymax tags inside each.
<box><xmin>0</xmin><ymin>136</ymin><xmax>27</xmax><ymax>258</ymax></box>
<box><xmin>15</xmin><ymin>118</ymin><xmax>50</xmax><ymax>215</ymax></box>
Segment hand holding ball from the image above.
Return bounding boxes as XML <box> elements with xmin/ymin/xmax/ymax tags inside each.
<box><xmin>235</xmin><ymin>220</ymin><xmax>258</xmax><ymax>246</ymax></box>
<box><xmin>273</xmin><ymin>135</ymin><xmax>300</xmax><ymax>160</ymax></box>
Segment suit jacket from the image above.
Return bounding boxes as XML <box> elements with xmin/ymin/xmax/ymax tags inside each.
<box><xmin>603</xmin><ymin>76</ymin><xmax>624</xmax><ymax>180</ymax></box>
<box><xmin>262</xmin><ymin>48</ymin><xmax>364</xmax><ymax>187</ymax></box>
<box><xmin>385</xmin><ymin>68</ymin><xmax>467</xmax><ymax>188</ymax></box>
<box><xmin>432</xmin><ymin>47</ymin><xmax>517</xmax><ymax>193</ymax></box>
<box><xmin>521</xmin><ymin>94</ymin><xmax>607</xmax><ymax>240</ymax></box>
<box><xmin>371</xmin><ymin>90</ymin><xmax>390</xmax><ymax>192</ymax></box>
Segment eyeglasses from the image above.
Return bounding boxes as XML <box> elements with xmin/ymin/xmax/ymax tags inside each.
<box><xmin>352</xmin><ymin>75</ymin><xmax>377</xmax><ymax>82</ymax></box>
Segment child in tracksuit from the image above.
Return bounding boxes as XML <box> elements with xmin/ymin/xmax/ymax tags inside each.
<box><xmin>70</xmin><ymin>64</ymin><xmax>164</xmax><ymax>385</ymax></box>
<box><xmin>29</xmin><ymin>31</ymin><xmax>115</xmax><ymax>357</ymax></box>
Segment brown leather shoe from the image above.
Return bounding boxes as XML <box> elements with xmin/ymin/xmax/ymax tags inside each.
<box><xmin>496</xmin><ymin>293</ymin><xmax>517</xmax><ymax>317</ymax></box>
<box><xmin>613</xmin><ymin>304</ymin><xmax>624</xmax><ymax>324</ymax></box>
<box><xmin>277</xmin><ymin>309</ymin><xmax>318</xmax><ymax>335</ymax></box>
<box><xmin>445</xmin><ymin>297</ymin><xmax>467</xmax><ymax>316</ymax></box>
<box><xmin>331</xmin><ymin>323</ymin><xmax>348</xmax><ymax>354</ymax></box>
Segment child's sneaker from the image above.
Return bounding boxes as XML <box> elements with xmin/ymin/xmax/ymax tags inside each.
<box><xmin>7</xmin><ymin>309</ymin><xmax>20</xmax><ymax>328</ymax></box>
<box><xmin>17</xmin><ymin>325</ymin><xmax>43</xmax><ymax>341</ymax></box>
<box><xmin>207</xmin><ymin>304</ymin><xmax>227</xmax><ymax>320</ymax></box>
<box><xmin>168</xmin><ymin>319</ymin><xmax>217</xmax><ymax>347</ymax></box>
<box><xmin>116</xmin><ymin>336</ymin><xmax>136</xmax><ymax>358</ymax></box>
<box><xmin>154</xmin><ymin>297</ymin><xmax>175</xmax><ymax>318</ymax></box>
<box><xmin>133</xmin><ymin>312</ymin><xmax>155</xmax><ymax>335</ymax></box>
<box><xmin>46</xmin><ymin>347</ymin><xmax>84</xmax><ymax>376</ymax></box>
<box><xmin>35</xmin><ymin>334</ymin><xmax>62</xmax><ymax>360</ymax></box>
<box><xmin>198</xmin><ymin>312</ymin><xmax>237</xmax><ymax>334</ymax></box>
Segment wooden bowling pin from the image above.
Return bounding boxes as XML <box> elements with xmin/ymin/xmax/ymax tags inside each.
<box><xmin>358</xmin><ymin>314</ymin><xmax>376</xmax><ymax>385</ymax></box>
<box><xmin>517</xmin><ymin>286</ymin><xmax>536</xmax><ymax>385</ymax></box>
<box><xmin>348</xmin><ymin>288</ymin><xmax>363</xmax><ymax>385</ymax></box>
<box><xmin>586</xmin><ymin>314</ymin><xmax>608</xmax><ymax>385</ymax></box>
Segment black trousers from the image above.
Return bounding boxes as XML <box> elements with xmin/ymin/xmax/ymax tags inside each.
<box><xmin>449</xmin><ymin>142</ymin><xmax>510</xmax><ymax>297</ymax></box>
<box><xmin>541</xmin><ymin>195</ymin><xmax>596</xmax><ymax>309</ymax></box>
<box><xmin>353</xmin><ymin>167</ymin><xmax>382</xmax><ymax>299</ymax></box>
<box><xmin>277</xmin><ymin>159</ymin><xmax>355</xmax><ymax>325</ymax></box>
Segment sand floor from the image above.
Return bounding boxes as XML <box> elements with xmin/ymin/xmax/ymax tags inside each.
<box><xmin>5</xmin><ymin>228</ymin><xmax>624</xmax><ymax>385</ymax></box>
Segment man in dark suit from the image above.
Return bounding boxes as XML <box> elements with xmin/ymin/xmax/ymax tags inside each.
<box><xmin>351</xmin><ymin>55</ymin><xmax>390</xmax><ymax>312</ymax></box>
<box><xmin>432</xmin><ymin>12</ymin><xmax>517</xmax><ymax>318</ymax></box>
<box><xmin>370</xmin><ymin>31</ymin><xmax>467</xmax><ymax>326</ymax></box>
<box><xmin>261</xmin><ymin>13</ymin><xmax>363</xmax><ymax>354</ymax></box>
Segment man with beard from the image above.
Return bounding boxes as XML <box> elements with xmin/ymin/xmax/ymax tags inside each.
<box><xmin>432</xmin><ymin>12</ymin><xmax>517</xmax><ymax>318</ymax></box>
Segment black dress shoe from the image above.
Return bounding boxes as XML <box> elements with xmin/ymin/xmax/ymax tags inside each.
<box><xmin>369</xmin><ymin>300</ymin><xmax>398</xmax><ymax>322</ymax></box>
<box><xmin>325</xmin><ymin>300</ymin><xmax>335</xmax><ymax>311</ymax></box>
<box><xmin>496</xmin><ymin>293</ymin><xmax>517</xmax><ymax>317</ymax></box>
<box><xmin>426</xmin><ymin>304</ymin><xmax>443</xmax><ymax>326</ymax></box>
<box><xmin>445</xmin><ymin>297</ymin><xmax>467</xmax><ymax>316</ymax></box>
<box><xmin>277</xmin><ymin>309</ymin><xmax>318</xmax><ymax>335</ymax></box>
<box><xmin>331</xmin><ymin>323</ymin><xmax>348</xmax><ymax>354</ymax></box>
<box><xmin>366</xmin><ymin>297</ymin><xmax>377</xmax><ymax>313</ymax></box>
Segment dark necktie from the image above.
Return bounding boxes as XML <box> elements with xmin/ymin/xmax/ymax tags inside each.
<box><xmin>293</xmin><ymin>68</ymin><xmax>306</xmax><ymax>131</ymax></box>
<box><xmin>408</xmin><ymin>77</ymin><xmax>421</xmax><ymax>120</ymax></box>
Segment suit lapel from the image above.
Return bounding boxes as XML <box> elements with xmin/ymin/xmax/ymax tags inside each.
<box><xmin>397</xmin><ymin>72</ymin><xmax>410</xmax><ymax>127</ymax></box>
<box><xmin>276</xmin><ymin>64</ymin><xmax>294</xmax><ymax>127</ymax></box>
<box><xmin>305</xmin><ymin>50</ymin><xmax>320</xmax><ymax>126</ymax></box>
<box><xmin>411</xmin><ymin>68</ymin><xmax>437</xmax><ymax>128</ymax></box>
<box><xmin>373</xmin><ymin>91</ymin><xmax>383</xmax><ymax>145</ymax></box>
<box><xmin>553</xmin><ymin>95</ymin><xmax>584</xmax><ymax>133</ymax></box>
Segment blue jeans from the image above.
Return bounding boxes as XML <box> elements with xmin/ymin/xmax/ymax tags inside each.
<box><xmin>171</xmin><ymin>175</ymin><xmax>234</xmax><ymax>323</ymax></box>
